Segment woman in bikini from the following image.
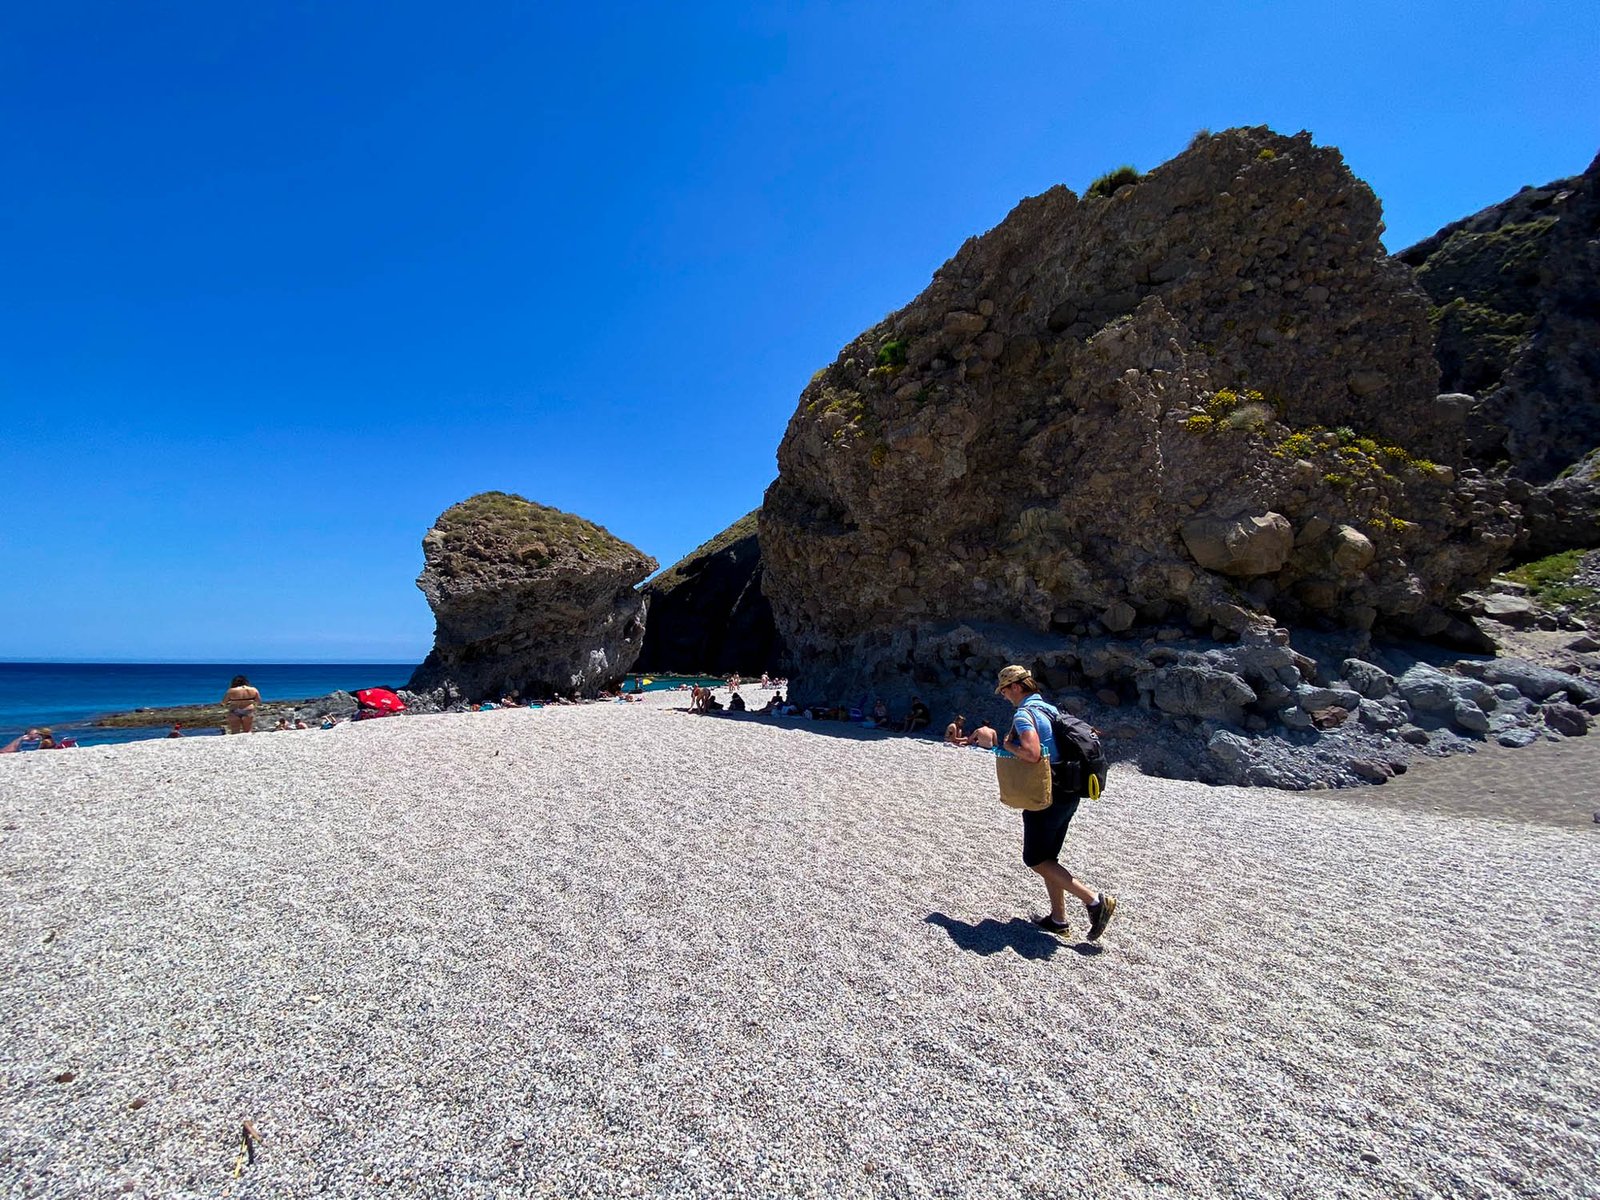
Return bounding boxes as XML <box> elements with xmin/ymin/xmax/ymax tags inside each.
<box><xmin>222</xmin><ymin>675</ymin><xmax>261</xmax><ymax>735</ymax></box>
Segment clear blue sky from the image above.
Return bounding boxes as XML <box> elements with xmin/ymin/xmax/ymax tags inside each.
<box><xmin>2</xmin><ymin>1</ymin><xmax>1595</xmax><ymax>662</ymax></box>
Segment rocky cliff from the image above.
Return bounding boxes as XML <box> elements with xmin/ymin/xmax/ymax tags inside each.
<box><xmin>407</xmin><ymin>492</ymin><xmax>655</xmax><ymax>702</ymax></box>
<box><xmin>762</xmin><ymin>127</ymin><xmax>1516</xmax><ymax>721</ymax></box>
<box><xmin>634</xmin><ymin>511</ymin><xmax>786</xmax><ymax>676</ymax></box>
<box><xmin>1398</xmin><ymin>151</ymin><xmax>1600</xmax><ymax>487</ymax></box>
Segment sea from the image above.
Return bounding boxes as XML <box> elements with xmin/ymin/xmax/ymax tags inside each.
<box><xmin>0</xmin><ymin>662</ymin><xmax>415</xmax><ymax>749</ymax></box>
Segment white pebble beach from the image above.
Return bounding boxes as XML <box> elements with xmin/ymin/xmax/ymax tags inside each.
<box><xmin>2</xmin><ymin>688</ymin><xmax>1596</xmax><ymax>1199</ymax></box>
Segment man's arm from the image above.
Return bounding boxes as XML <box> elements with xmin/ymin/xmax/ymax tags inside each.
<box><xmin>1003</xmin><ymin>717</ymin><xmax>1043</xmax><ymax>763</ymax></box>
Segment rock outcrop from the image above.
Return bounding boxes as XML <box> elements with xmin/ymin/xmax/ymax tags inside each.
<box><xmin>407</xmin><ymin>492</ymin><xmax>655</xmax><ymax>702</ymax></box>
<box><xmin>635</xmin><ymin>511</ymin><xmax>786</xmax><ymax>676</ymax></box>
<box><xmin>1398</xmin><ymin>151</ymin><xmax>1600</xmax><ymax>488</ymax></box>
<box><xmin>762</xmin><ymin>127</ymin><xmax>1517</xmax><ymax>718</ymax></box>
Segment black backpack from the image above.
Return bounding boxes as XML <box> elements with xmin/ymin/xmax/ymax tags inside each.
<box><xmin>1050</xmin><ymin>710</ymin><xmax>1110</xmax><ymax>800</ymax></box>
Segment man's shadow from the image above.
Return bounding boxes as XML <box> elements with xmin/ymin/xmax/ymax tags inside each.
<box><xmin>925</xmin><ymin>912</ymin><xmax>1103</xmax><ymax>960</ymax></box>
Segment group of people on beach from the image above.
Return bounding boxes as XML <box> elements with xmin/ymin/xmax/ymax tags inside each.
<box><xmin>0</xmin><ymin>728</ymin><xmax>76</xmax><ymax>753</ymax></box>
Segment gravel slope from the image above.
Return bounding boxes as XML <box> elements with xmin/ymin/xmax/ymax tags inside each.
<box><xmin>2</xmin><ymin>693</ymin><xmax>1596</xmax><ymax>1199</ymax></box>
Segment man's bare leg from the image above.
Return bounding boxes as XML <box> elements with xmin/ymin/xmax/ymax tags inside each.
<box><xmin>1031</xmin><ymin>862</ymin><xmax>1095</xmax><ymax>922</ymax></box>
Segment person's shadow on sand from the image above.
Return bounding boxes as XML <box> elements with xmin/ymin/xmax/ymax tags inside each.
<box><xmin>925</xmin><ymin>912</ymin><xmax>1102</xmax><ymax>960</ymax></box>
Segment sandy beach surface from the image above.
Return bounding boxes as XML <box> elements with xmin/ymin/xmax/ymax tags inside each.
<box><xmin>2</xmin><ymin>688</ymin><xmax>1596</xmax><ymax>1199</ymax></box>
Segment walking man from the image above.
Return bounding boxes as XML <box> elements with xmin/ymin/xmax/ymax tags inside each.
<box><xmin>995</xmin><ymin>664</ymin><xmax>1116</xmax><ymax>940</ymax></box>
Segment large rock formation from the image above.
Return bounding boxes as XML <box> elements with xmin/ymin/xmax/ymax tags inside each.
<box><xmin>761</xmin><ymin>127</ymin><xmax>1517</xmax><ymax>714</ymax></box>
<box><xmin>407</xmin><ymin>492</ymin><xmax>655</xmax><ymax>702</ymax></box>
<box><xmin>635</xmin><ymin>511</ymin><xmax>786</xmax><ymax>675</ymax></box>
<box><xmin>1398</xmin><ymin>151</ymin><xmax>1600</xmax><ymax>486</ymax></box>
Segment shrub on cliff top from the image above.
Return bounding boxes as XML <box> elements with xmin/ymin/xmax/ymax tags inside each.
<box><xmin>434</xmin><ymin>491</ymin><xmax>634</xmax><ymax>564</ymax></box>
<box><xmin>1086</xmin><ymin>165</ymin><xmax>1142</xmax><ymax>199</ymax></box>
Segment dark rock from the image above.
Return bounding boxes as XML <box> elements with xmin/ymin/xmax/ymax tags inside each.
<box><xmin>1351</xmin><ymin>760</ymin><xmax>1391</xmax><ymax>784</ymax></box>
<box><xmin>1341</xmin><ymin>658</ymin><xmax>1395</xmax><ymax>700</ymax></box>
<box><xmin>1543</xmin><ymin>702</ymin><xmax>1591</xmax><ymax>737</ymax></box>
<box><xmin>636</xmin><ymin>511</ymin><xmax>785</xmax><ymax>675</ymax></box>
<box><xmin>1397</xmin><ymin>664</ymin><xmax>1457</xmax><ymax>712</ymax></box>
<box><xmin>1400</xmin><ymin>726</ymin><xmax>1431</xmax><ymax>745</ymax></box>
<box><xmin>1458</xmin><ymin>656</ymin><xmax>1596</xmax><ymax>703</ymax></box>
<box><xmin>1476</xmin><ymin>594</ymin><xmax>1539</xmax><ymax>627</ymax></box>
<box><xmin>1498</xmin><ymin>728</ymin><xmax>1539</xmax><ymax>748</ymax></box>
<box><xmin>1279</xmin><ymin>707</ymin><xmax>1314</xmax><ymax>730</ymax></box>
<box><xmin>1399</xmin><ymin>152</ymin><xmax>1600</xmax><ymax>491</ymax></box>
<box><xmin>1296</xmin><ymin>684</ymin><xmax>1361</xmax><ymax>711</ymax></box>
<box><xmin>1308</xmin><ymin>706</ymin><xmax>1351</xmax><ymax>730</ymax></box>
<box><xmin>763</xmin><ymin>127</ymin><xmax>1518</xmax><ymax>716</ymax></box>
<box><xmin>1451</xmin><ymin>700</ymin><xmax>1491</xmax><ymax>733</ymax></box>
<box><xmin>1151</xmin><ymin>665</ymin><xmax>1256</xmax><ymax>722</ymax></box>
<box><xmin>407</xmin><ymin>492</ymin><xmax>656</xmax><ymax>701</ymax></box>
<box><xmin>1358</xmin><ymin>697</ymin><xmax>1410</xmax><ymax>730</ymax></box>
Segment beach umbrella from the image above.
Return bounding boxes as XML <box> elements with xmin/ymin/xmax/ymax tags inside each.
<box><xmin>354</xmin><ymin>687</ymin><xmax>406</xmax><ymax>712</ymax></box>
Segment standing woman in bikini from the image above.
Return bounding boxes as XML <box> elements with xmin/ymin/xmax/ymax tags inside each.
<box><xmin>222</xmin><ymin>674</ymin><xmax>262</xmax><ymax>734</ymax></box>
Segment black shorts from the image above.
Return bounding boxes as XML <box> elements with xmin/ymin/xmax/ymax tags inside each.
<box><xmin>1020</xmin><ymin>769</ymin><xmax>1082</xmax><ymax>867</ymax></box>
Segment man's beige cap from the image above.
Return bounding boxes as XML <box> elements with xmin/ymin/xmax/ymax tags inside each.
<box><xmin>995</xmin><ymin>664</ymin><xmax>1032</xmax><ymax>693</ymax></box>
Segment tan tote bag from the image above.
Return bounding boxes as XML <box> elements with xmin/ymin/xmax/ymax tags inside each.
<box><xmin>996</xmin><ymin>755</ymin><xmax>1053</xmax><ymax>811</ymax></box>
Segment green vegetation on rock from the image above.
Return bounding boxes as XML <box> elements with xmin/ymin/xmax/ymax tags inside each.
<box><xmin>1086</xmin><ymin>165</ymin><xmax>1141</xmax><ymax>199</ymax></box>
<box><xmin>433</xmin><ymin>491</ymin><xmax>635</xmax><ymax>568</ymax></box>
<box><xmin>1504</xmin><ymin>550</ymin><xmax>1598</xmax><ymax>612</ymax></box>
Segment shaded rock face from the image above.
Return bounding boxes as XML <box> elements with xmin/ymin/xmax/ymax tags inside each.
<box><xmin>762</xmin><ymin>128</ymin><xmax>1515</xmax><ymax>708</ymax></box>
<box><xmin>407</xmin><ymin>492</ymin><xmax>656</xmax><ymax>701</ymax></box>
<box><xmin>635</xmin><ymin>511</ymin><xmax>786</xmax><ymax>675</ymax></box>
<box><xmin>1399</xmin><ymin>152</ymin><xmax>1600</xmax><ymax>488</ymax></box>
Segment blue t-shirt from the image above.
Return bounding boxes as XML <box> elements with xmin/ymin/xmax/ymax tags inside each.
<box><xmin>1010</xmin><ymin>696</ymin><xmax>1059</xmax><ymax>764</ymax></box>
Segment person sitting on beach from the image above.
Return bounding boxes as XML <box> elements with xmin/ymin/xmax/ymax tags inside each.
<box><xmin>728</xmin><ymin>674</ymin><xmax>741</xmax><ymax>693</ymax></box>
<box><xmin>499</xmin><ymin>692</ymin><xmax>521</xmax><ymax>708</ymax></box>
<box><xmin>1</xmin><ymin>729</ymin><xmax>43</xmax><ymax>753</ymax></box>
<box><xmin>274</xmin><ymin>716</ymin><xmax>292</xmax><ymax>732</ymax></box>
<box><xmin>293</xmin><ymin>717</ymin><xmax>309</xmax><ymax>730</ymax></box>
<box><xmin>319</xmin><ymin>714</ymin><xmax>336</xmax><ymax>730</ymax></box>
<box><xmin>899</xmin><ymin>697</ymin><xmax>931</xmax><ymax>734</ymax></box>
<box><xmin>729</xmin><ymin>692</ymin><xmax>746</xmax><ymax>713</ymax></box>
<box><xmin>968</xmin><ymin>720</ymin><xmax>999</xmax><ymax>749</ymax></box>
<box><xmin>760</xmin><ymin>673</ymin><xmax>772</xmax><ymax>690</ymax></box>
<box><xmin>222</xmin><ymin>675</ymin><xmax>261</xmax><ymax>735</ymax></box>
<box><xmin>872</xmin><ymin>699</ymin><xmax>892</xmax><ymax>728</ymax></box>
<box><xmin>167</xmin><ymin>723</ymin><xmax>185</xmax><ymax>738</ymax></box>
<box><xmin>945</xmin><ymin>715</ymin><xmax>969</xmax><ymax>746</ymax></box>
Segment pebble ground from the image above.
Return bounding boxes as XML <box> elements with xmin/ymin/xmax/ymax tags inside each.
<box><xmin>1</xmin><ymin>691</ymin><xmax>1596</xmax><ymax>1198</ymax></box>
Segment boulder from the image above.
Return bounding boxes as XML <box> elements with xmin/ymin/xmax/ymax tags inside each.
<box><xmin>1543</xmin><ymin>702</ymin><xmax>1591</xmax><ymax>737</ymax></box>
<box><xmin>1351</xmin><ymin>759</ymin><xmax>1392</xmax><ymax>784</ymax></box>
<box><xmin>1151</xmin><ymin>664</ymin><xmax>1256</xmax><ymax>723</ymax></box>
<box><xmin>1457</xmin><ymin>657</ymin><xmax>1596</xmax><ymax>703</ymax></box>
<box><xmin>1295</xmin><ymin>684</ymin><xmax>1361</xmax><ymax>712</ymax></box>
<box><xmin>763</xmin><ymin>127</ymin><xmax>1518</xmax><ymax>710</ymax></box>
<box><xmin>407</xmin><ymin>492</ymin><xmax>656</xmax><ymax>701</ymax></box>
<box><xmin>1451</xmin><ymin>700</ymin><xmax>1491</xmax><ymax>733</ymax></box>
<box><xmin>1330</xmin><ymin>524</ymin><xmax>1376</xmax><ymax>574</ymax></box>
<box><xmin>1181</xmin><ymin>513</ymin><xmax>1294</xmax><ymax>577</ymax></box>
<box><xmin>1397</xmin><ymin>664</ymin><xmax>1458</xmax><ymax>712</ymax></box>
<box><xmin>1341</xmin><ymin>658</ymin><xmax>1395</xmax><ymax>700</ymax></box>
<box><xmin>1476</xmin><ymin>593</ymin><xmax>1538</xmax><ymax>627</ymax></box>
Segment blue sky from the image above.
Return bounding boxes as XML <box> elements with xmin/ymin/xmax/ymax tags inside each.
<box><xmin>2</xmin><ymin>0</ymin><xmax>1595</xmax><ymax>662</ymax></box>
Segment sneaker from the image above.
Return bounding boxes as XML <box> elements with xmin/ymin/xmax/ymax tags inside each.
<box><xmin>1087</xmin><ymin>894</ymin><xmax>1117</xmax><ymax>941</ymax></box>
<box><xmin>1033</xmin><ymin>914</ymin><xmax>1072</xmax><ymax>936</ymax></box>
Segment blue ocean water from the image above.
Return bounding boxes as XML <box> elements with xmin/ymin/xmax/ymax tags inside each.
<box><xmin>0</xmin><ymin>663</ymin><xmax>414</xmax><ymax>748</ymax></box>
